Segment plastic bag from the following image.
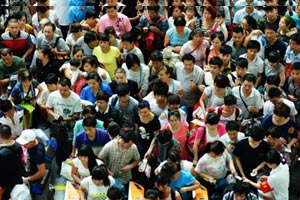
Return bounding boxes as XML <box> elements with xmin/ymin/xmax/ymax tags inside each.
<box><xmin>60</xmin><ymin>159</ymin><xmax>74</xmax><ymax>181</ymax></box>
<box><xmin>138</xmin><ymin>159</ymin><xmax>151</xmax><ymax>178</ymax></box>
<box><xmin>10</xmin><ymin>184</ymin><xmax>32</xmax><ymax>200</ymax></box>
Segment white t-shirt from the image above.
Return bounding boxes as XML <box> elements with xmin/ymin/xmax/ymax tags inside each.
<box><xmin>263</xmin><ymin>99</ymin><xmax>297</xmax><ymax>117</ymax></box>
<box><xmin>240</xmin><ymin>54</ymin><xmax>264</xmax><ymax>78</ymax></box>
<box><xmin>32</xmin><ymin>10</ymin><xmax>59</xmax><ymax>32</ymax></box>
<box><xmin>73</xmin><ymin>158</ymin><xmax>103</xmax><ymax>179</ymax></box>
<box><xmin>219</xmin><ymin>132</ymin><xmax>245</xmax><ymax>147</ymax></box>
<box><xmin>81</xmin><ymin>176</ymin><xmax>115</xmax><ymax>200</ymax></box>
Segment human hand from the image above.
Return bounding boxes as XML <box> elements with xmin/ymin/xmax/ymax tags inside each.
<box><xmin>209</xmin><ymin>177</ymin><xmax>216</xmax><ymax>185</ymax></box>
<box><xmin>179</xmin><ymin>187</ymin><xmax>187</xmax><ymax>193</ymax></box>
<box><xmin>251</xmin><ymin>169</ymin><xmax>258</xmax><ymax>177</ymax></box>
<box><xmin>51</xmin><ymin>48</ymin><xmax>58</xmax><ymax>55</ymax></box>
<box><xmin>288</xmin><ymin>95</ymin><xmax>297</xmax><ymax>102</ymax></box>
<box><xmin>120</xmin><ymin>165</ymin><xmax>131</xmax><ymax>173</ymax></box>
<box><xmin>149</xmin><ymin>26</ymin><xmax>158</xmax><ymax>33</ymax></box>
<box><xmin>243</xmin><ymin>177</ymin><xmax>250</xmax><ymax>183</ymax></box>
<box><xmin>23</xmin><ymin>177</ymin><xmax>30</xmax><ymax>184</ymax></box>
<box><xmin>279</xmin><ymin>137</ymin><xmax>287</xmax><ymax>146</ymax></box>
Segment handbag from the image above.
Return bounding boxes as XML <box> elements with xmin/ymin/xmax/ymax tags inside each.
<box><xmin>138</xmin><ymin>159</ymin><xmax>151</xmax><ymax>179</ymax></box>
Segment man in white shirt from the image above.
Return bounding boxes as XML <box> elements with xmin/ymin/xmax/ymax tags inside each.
<box><xmin>220</xmin><ymin>121</ymin><xmax>245</xmax><ymax>154</ymax></box>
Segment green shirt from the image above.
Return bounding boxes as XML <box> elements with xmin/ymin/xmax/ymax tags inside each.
<box><xmin>0</xmin><ymin>56</ymin><xmax>26</xmax><ymax>79</ymax></box>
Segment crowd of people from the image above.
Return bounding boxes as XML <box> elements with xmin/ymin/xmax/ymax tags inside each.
<box><xmin>0</xmin><ymin>0</ymin><xmax>300</xmax><ymax>199</ymax></box>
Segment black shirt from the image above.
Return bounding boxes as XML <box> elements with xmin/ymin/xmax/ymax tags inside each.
<box><xmin>28</xmin><ymin>137</ymin><xmax>45</xmax><ymax>176</ymax></box>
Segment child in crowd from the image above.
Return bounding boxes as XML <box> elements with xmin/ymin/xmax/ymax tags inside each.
<box><xmin>59</xmin><ymin>59</ymin><xmax>85</xmax><ymax>86</ymax></box>
<box><xmin>220</xmin><ymin>45</ymin><xmax>234</xmax><ymax>76</ymax></box>
<box><xmin>228</xmin><ymin>57</ymin><xmax>249</xmax><ymax>87</ymax></box>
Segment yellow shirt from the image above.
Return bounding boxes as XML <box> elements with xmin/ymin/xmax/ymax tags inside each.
<box><xmin>93</xmin><ymin>46</ymin><xmax>120</xmax><ymax>80</ymax></box>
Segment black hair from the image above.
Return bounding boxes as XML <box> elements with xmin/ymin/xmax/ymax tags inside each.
<box><xmin>250</xmin><ymin>126</ymin><xmax>266</xmax><ymax>141</ymax></box>
<box><xmin>167</xmin><ymin>149</ymin><xmax>181</xmax><ymax>163</ymax></box>
<box><xmin>292</xmin><ymin>62</ymin><xmax>300</xmax><ymax>70</ymax></box>
<box><xmin>107</xmin><ymin>121</ymin><xmax>120</xmax><ymax>138</ymax></box>
<box><xmin>232</xmin><ymin>26</ymin><xmax>244</xmax><ymax>34</ymax></box>
<box><xmin>77</xmin><ymin>144</ymin><xmax>98</xmax><ymax>173</ymax></box>
<box><xmin>167</xmin><ymin>94</ymin><xmax>181</xmax><ymax>105</ymax></box>
<box><xmin>265</xmin><ymin>23</ymin><xmax>278</xmax><ymax>32</ymax></box>
<box><xmin>91</xmin><ymin>165</ymin><xmax>110</xmax><ymax>186</ymax></box>
<box><xmin>190</xmin><ymin>28</ymin><xmax>204</xmax><ymax>39</ymax></box>
<box><xmin>224</xmin><ymin>94</ymin><xmax>237</xmax><ymax>105</ymax></box>
<box><xmin>268</xmin><ymin>51</ymin><xmax>280</xmax><ymax>63</ymax></box>
<box><xmin>107</xmin><ymin>187</ymin><xmax>122</xmax><ymax>200</ymax></box>
<box><xmin>265</xmin><ymin>150</ymin><xmax>281</xmax><ymax>165</ymax></box>
<box><xmin>82</xmin><ymin>105</ymin><xmax>96</xmax><ymax>116</ymax></box>
<box><xmin>121</xmin><ymin>32</ymin><xmax>136</xmax><ymax>43</ymax></box>
<box><xmin>266</xmin><ymin>75</ymin><xmax>280</xmax><ymax>86</ymax></box>
<box><xmin>204</xmin><ymin>140</ymin><xmax>225</xmax><ymax>155</ymax></box>
<box><xmin>86</xmin><ymin>9</ymin><xmax>97</xmax><ymax>19</ymax></box>
<box><xmin>160</xmin><ymin>162</ymin><xmax>178</xmax><ymax>178</ymax></box>
<box><xmin>232</xmin><ymin>182</ymin><xmax>251</xmax><ymax>196</ymax></box>
<box><xmin>148</xmin><ymin>6</ymin><xmax>160</xmax><ymax>12</ymax></box>
<box><xmin>98</xmin><ymin>33</ymin><xmax>110</xmax><ymax>42</ymax></box>
<box><xmin>59</xmin><ymin>77</ymin><xmax>72</xmax><ymax>87</ymax></box>
<box><xmin>144</xmin><ymin>189</ymin><xmax>160</xmax><ymax>199</ymax></box>
<box><xmin>38</xmin><ymin>45</ymin><xmax>54</xmax><ymax>60</ymax></box>
<box><xmin>82</xmin><ymin>55</ymin><xmax>100</xmax><ymax>68</ymax></box>
<box><xmin>243</xmin><ymin>15</ymin><xmax>257</xmax><ymax>30</ymax></box>
<box><xmin>182</xmin><ymin>53</ymin><xmax>195</xmax><ymax>63</ymax></box>
<box><xmin>86</xmin><ymin>72</ymin><xmax>101</xmax><ymax>83</ymax></box>
<box><xmin>211</xmin><ymin>31</ymin><xmax>225</xmax><ymax>43</ymax></box>
<box><xmin>243</xmin><ymin>73</ymin><xmax>256</xmax><ymax>84</ymax></box>
<box><xmin>214</xmin><ymin>74</ymin><xmax>229</xmax><ymax>88</ymax></box>
<box><xmin>206</xmin><ymin>111</ymin><xmax>220</xmax><ymax>125</ymax></box>
<box><xmin>226</xmin><ymin>121</ymin><xmax>239</xmax><ymax>131</ymax></box>
<box><xmin>174</xmin><ymin>16</ymin><xmax>186</xmax><ymax>26</ymax></box>
<box><xmin>44</xmin><ymin>21</ymin><xmax>56</xmax><ymax>31</ymax></box>
<box><xmin>1</xmin><ymin>48</ymin><xmax>12</xmax><ymax>56</ymax></box>
<box><xmin>116</xmin><ymin>83</ymin><xmax>130</xmax><ymax>96</ymax></box>
<box><xmin>96</xmin><ymin>90</ymin><xmax>110</xmax><ymax>102</ymax></box>
<box><xmin>155</xmin><ymin>173</ymin><xmax>171</xmax><ymax>186</ymax></box>
<box><xmin>246</xmin><ymin>40</ymin><xmax>260</xmax><ymax>51</ymax></box>
<box><xmin>156</xmin><ymin>129</ymin><xmax>173</xmax><ymax>144</ymax></box>
<box><xmin>84</xmin><ymin>31</ymin><xmax>98</xmax><ymax>44</ymax></box>
<box><xmin>266</xmin><ymin>126</ymin><xmax>281</xmax><ymax>139</ymax></box>
<box><xmin>82</xmin><ymin>117</ymin><xmax>97</xmax><ymax>127</ymax></box>
<box><xmin>125</xmin><ymin>54</ymin><xmax>140</xmax><ymax>70</ymax></box>
<box><xmin>0</xmin><ymin>125</ymin><xmax>12</xmax><ymax>140</ymax></box>
<box><xmin>168</xmin><ymin>109</ymin><xmax>181</xmax><ymax>120</ymax></box>
<box><xmin>268</xmin><ymin>87</ymin><xmax>282</xmax><ymax>99</ymax></box>
<box><xmin>0</xmin><ymin>99</ymin><xmax>13</xmax><ymax>112</ymax></box>
<box><xmin>18</xmin><ymin>68</ymin><xmax>33</xmax><ymax>82</ymax></box>
<box><xmin>150</xmin><ymin>50</ymin><xmax>163</xmax><ymax>61</ymax></box>
<box><xmin>69</xmin><ymin>59</ymin><xmax>81</xmax><ymax>68</ymax></box>
<box><xmin>216</xmin><ymin>10</ymin><xmax>225</xmax><ymax>18</ymax></box>
<box><xmin>152</xmin><ymin>80</ymin><xmax>169</xmax><ymax>97</ymax></box>
<box><xmin>104</xmin><ymin>26</ymin><xmax>117</xmax><ymax>37</ymax></box>
<box><xmin>220</xmin><ymin>45</ymin><xmax>232</xmax><ymax>55</ymax></box>
<box><xmin>70</xmin><ymin>23</ymin><xmax>82</xmax><ymax>33</ymax></box>
<box><xmin>119</xmin><ymin>130</ymin><xmax>137</xmax><ymax>143</ymax></box>
<box><xmin>290</xmin><ymin>33</ymin><xmax>300</xmax><ymax>45</ymax></box>
<box><xmin>209</xmin><ymin>56</ymin><xmax>223</xmax><ymax>68</ymax></box>
<box><xmin>274</xmin><ymin>102</ymin><xmax>290</xmax><ymax>118</ymax></box>
<box><xmin>45</xmin><ymin>73</ymin><xmax>58</xmax><ymax>85</ymax></box>
<box><xmin>138</xmin><ymin>100</ymin><xmax>150</xmax><ymax>110</ymax></box>
<box><xmin>235</xmin><ymin>57</ymin><xmax>248</xmax><ymax>69</ymax></box>
<box><xmin>72</xmin><ymin>45</ymin><xmax>84</xmax><ymax>56</ymax></box>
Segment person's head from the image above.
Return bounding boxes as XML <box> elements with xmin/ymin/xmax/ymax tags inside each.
<box><xmin>182</xmin><ymin>53</ymin><xmax>195</xmax><ymax>74</ymax></box>
<box><xmin>83</xmin><ymin>117</ymin><xmax>97</xmax><ymax>138</ymax></box>
<box><xmin>45</xmin><ymin>73</ymin><xmax>58</xmax><ymax>92</ymax></box>
<box><xmin>82</xmin><ymin>55</ymin><xmax>99</xmax><ymax>73</ymax></box>
<box><xmin>58</xmin><ymin>77</ymin><xmax>72</xmax><ymax>98</ymax></box>
<box><xmin>121</xmin><ymin>32</ymin><xmax>136</xmax><ymax>51</ymax></box>
<box><xmin>242</xmin><ymin>15</ymin><xmax>257</xmax><ymax>32</ymax></box>
<box><xmin>168</xmin><ymin>109</ymin><xmax>181</xmax><ymax>128</ymax></box>
<box><xmin>291</xmin><ymin>62</ymin><xmax>300</xmax><ymax>82</ymax></box>
<box><xmin>226</xmin><ymin>121</ymin><xmax>240</xmax><ymax>142</ymax></box>
<box><xmin>86</xmin><ymin>72</ymin><xmax>102</xmax><ymax>90</ymax></box>
<box><xmin>279</xmin><ymin>15</ymin><xmax>296</xmax><ymax>31</ymax></box>
<box><xmin>160</xmin><ymin>161</ymin><xmax>179</xmax><ymax>178</ymax></box>
<box><xmin>266</xmin><ymin>126</ymin><xmax>281</xmax><ymax>146</ymax></box>
<box><xmin>16</xmin><ymin>11</ymin><xmax>27</xmax><ymax>27</ymax></box>
<box><xmin>38</xmin><ymin>45</ymin><xmax>54</xmax><ymax>61</ymax></box>
<box><xmin>0</xmin><ymin>125</ymin><xmax>12</xmax><ymax>141</ymax></box>
<box><xmin>116</xmin><ymin>83</ymin><xmax>130</xmax><ymax>105</ymax></box>
<box><xmin>265</xmin><ymin>0</ymin><xmax>278</xmax><ymax>5</ymax></box>
<box><xmin>144</xmin><ymin>189</ymin><xmax>160</xmax><ymax>200</ymax></box>
<box><xmin>18</xmin><ymin>68</ymin><xmax>33</xmax><ymax>88</ymax></box>
<box><xmin>170</xmin><ymin>6</ymin><xmax>184</xmax><ymax>18</ymax></box>
<box><xmin>265</xmin><ymin>150</ymin><xmax>281</xmax><ymax>168</ymax></box>
<box><xmin>85</xmin><ymin>9</ymin><xmax>98</xmax><ymax>25</ymax></box>
<box><xmin>82</xmin><ymin>105</ymin><xmax>96</xmax><ymax>118</ymax></box>
<box><xmin>114</xmin><ymin>68</ymin><xmax>127</xmax><ymax>84</ymax></box>
<box><xmin>107</xmin><ymin>186</ymin><xmax>122</xmax><ymax>200</ymax></box>
<box><xmin>1</xmin><ymin>48</ymin><xmax>14</xmax><ymax>67</ymax></box>
<box><xmin>235</xmin><ymin>58</ymin><xmax>248</xmax><ymax>78</ymax></box>
<box><xmin>249</xmin><ymin>126</ymin><xmax>266</xmax><ymax>143</ymax></box>
<box><xmin>203</xmin><ymin>6</ymin><xmax>217</xmax><ymax>20</ymax></box>
<box><xmin>266</xmin><ymin>75</ymin><xmax>280</xmax><ymax>88</ymax></box>
<box><xmin>16</xmin><ymin>129</ymin><xmax>37</xmax><ymax>148</ymax></box>
<box><xmin>157</xmin><ymin>66</ymin><xmax>172</xmax><ymax>83</ymax></box>
<box><xmin>69</xmin><ymin>59</ymin><xmax>81</xmax><ymax>71</ymax></box>
<box><xmin>209</xmin><ymin>57</ymin><xmax>223</xmax><ymax>76</ymax></box>
<box><xmin>232</xmin><ymin>182</ymin><xmax>252</xmax><ymax>200</ymax></box>
<box><xmin>104</xmin><ymin>26</ymin><xmax>117</xmax><ymax>46</ymax></box>
<box><xmin>267</xmin><ymin>51</ymin><xmax>280</xmax><ymax>68</ymax></box>
<box><xmin>105</xmin><ymin>6</ymin><xmax>118</xmax><ymax>19</ymax></box>
<box><xmin>190</xmin><ymin>28</ymin><xmax>204</xmax><ymax>45</ymax></box>
<box><xmin>273</xmin><ymin>102</ymin><xmax>290</xmax><ymax>120</ymax></box>
<box><xmin>155</xmin><ymin>174</ymin><xmax>171</xmax><ymax>193</ymax></box>
<box><xmin>84</xmin><ymin>31</ymin><xmax>99</xmax><ymax>49</ymax></box>
<box><xmin>210</xmin><ymin>31</ymin><xmax>224</xmax><ymax>50</ymax></box>
<box><xmin>96</xmin><ymin>90</ymin><xmax>110</xmax><ymax>111</ymax></box>
<box><xmin>152</xmin><ymin>80</ymin><xmax>169</xmax><ymax>105</ymax></box>
<box><xmin>138</xmin><ymin>101</ymin><xmax>151</xmax><ymax>118</ymax></box>
<box><xmin>99</xmin><ymin>33</ymin><xmax>110</xmax><ymax>52</ymax></box>
<box><xmin>107</xmin><ymin>121</ymin><xmax>120</xmax><ymax>139</ymax></box>
<box><xmin>246</xmin><ymin>40</ymin><xmax>260</xmax><ymax>60</ymax></box>
<box><xmin>232</xmin><ymin>26</ymin><xmax>245</xmax><ymax>46</ymax></box>
<box><xmin>91</xmin><ymin>165</ymin><xmax>110</xmax><ymax>186</ymax></box>
<box><xmin>126</xmin><ymin>54</ymin><xmax>140</xmax><ymax>72</ymax></box>
<box><xmin>70</xmin><ymin>23</ymin><xmax>82</xmax><ymax>38</ymax></box>
<box><xmin>242</xmin><ymin>73</ymin><xmax>256</xmax><ymax>94</ymax></box>
<box><xmin>72</xmin><ymin>45</ymin><xmax>84</xmax><ymax>61</ymax></box>
<box><xmin>0</xmin><ymin>99</ymin><xmax>14</xmax><ymax>114</ymax></box>
<box><xmin>265</xmin><ymin>23</ymin><xmax>278</xmax><ymax>44</ymax></box>
<box><xmin>206</xmin><ymin>111</ymin><xmax>220</xmax><ymax>126</ymax></box>
<box><xmin>119</xmin><ymin>130</ymin><xmax>137</xmax><ymax>149</ymax></box>
<box><xmin>214</xmin><ymin>74</ymin><xmax>229</xmax><ymax>90</ymax></box>
<box><xmin>43</xmin><ymin>22</ymin><xmax>56</xmax><ymax>40</ymax></box>
<box><xmin>148</xmin><ymin>6</ymin><xmax>160</xmax><ymax>19</ymax></box>
<box><xmin>204</xmin><ymin>140</ymin><xmax>225</xmax><ymax>157</ymax></box>
<box><xmin>156</xmin><ymin>129</ymin><xmax>173</xmax><ymax>145</ymax></box>
<box><xmin>7</xmin><ymin>18</ymin><xmax>19</xmax><ymax>37</ymax></box>
<box><xmin>174</xmin><ymin>16</ymin><xmax>186</xmax><ymax>32</ymax></box>
<box><xmin>185</xmin><ymin>6</ymin><xmax>196</xmax><ymax>18</ymax></box>
<box><xmin>289</xmin><ymin>33</ymin><xmax>300</xmax><ymax>53</ymax></box>
<box><xmin>167</xmin><ymin>94</ymin><xmax>181</xmax><ymax>110</ymax></box>
<box><xmin>223</xmin><ymin>94</ymin><xmax>237</xmax><ymax>113</ymax></box>
<box><xmin>215</xmin><ymin>10</ymin><xmax>225</xmax><ymax>25</ymax></box>
<box><xmin>220</xmin><ymin>45</ymin><xmax>232</xmax><ymax>65</ymax></box>
<box><xmin>264</xmin><ymin>6</ymin><xmax>278</xmax><ymax>21</ymax></box>
<box><xmin>268</xmin><ymin>87</ymin><xmax>282</xmax><ymax>104</ymax></box>
<box><xmin>77</xmin><ymin>144</ymin><xmax>98</xmax><ymax>172</ymax></box>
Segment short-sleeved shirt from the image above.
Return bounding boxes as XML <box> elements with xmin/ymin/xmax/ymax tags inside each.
<box><xmin>75</xmin><ymin>129</ymin><xmax>111</xmax><ymax>156</ymax></box>
<box><xmin>81</xmin><ymin>176</ymin><xmax>115</xmax><ymax>200</ymax></box>
<box><xmin>27</xmin><ymin>138</ymin><xmax>45</xmax><ymax>176</ymax></box>
<box><xmin>10</xmin><ymin>80</ymin><xmax>40</xmax><ymax>105</ymax></box>
<box><xmin>80</xmin><ymin>84</ymin><xmax>113</xmax><ymax>104</ymax></box>
<box><xmin>68</xmin><ymin>6</ymin><xmax>94</xmax><ymax>24</ymax></box>
<box><xmin>166</xmin><ymin>27</ymin><xmax>191</xmax><ymax>47</ymax></box>
<box><xmin>0</xmin><ymin>106</ymin><xmax>24</xmax><ymax>136</ymax></box>
<box><xmin>169</xmin><ymin>170</ymin><xmax>195</xmax><ymax>200</ymax></box>
<box><xmin>122</xmin><ymin>63</ymin><xmax>149</xmax><ymax>92</ymax></box>
<box><xmin>239</xmin><ymin>54</ymin><xmax>264</xmax><ymax>77</ymax></box>
<box><xmin>0</xmin><ymin>56</ymin><xmax>26</xmax><ymax>79</ymax></box>
<box><xmin>36</xmin><ymin>34</ymin><xmax>69</xmax><ymax>52</ymax></box>
<box><xmin>203</xmin><ymin>86</ymin><xmax>232</xmax><ymax>108</ymax></box>
<box><xmin>263</xmin><ymin>99</ymin><xmax>297</xmax><ymax>117</ymax></box>
<box><xmin>180</xmin><ymin>40</ymin><xmax>209</xmax><ymax>68</ymax></box>
<box><xmin>72</xmin><ymin>157</ymin><xmax>103</xmax><ymax>179</ymax></box>
<box><xmin>98</xmin><ymin>13</ymin><xmax>132</xmax><ymax>37</ymax></box>
<box><xmin>264</xmin><ymin>60</ymin><xmax>284</xmax><ymax>77</ymax></box>
<box><xmin>284</xmin><ymin>45</ymin><xmax>300</xmax><ymax>64</ymax></box>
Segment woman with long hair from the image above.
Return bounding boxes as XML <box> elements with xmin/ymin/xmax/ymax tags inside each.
<box><xmin>71</xmin><ymin>144</ymin><xmax>103</xmax><ymax>185</ymax></box>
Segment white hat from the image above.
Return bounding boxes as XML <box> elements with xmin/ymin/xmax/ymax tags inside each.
<box><xmin>16</xmin><ymin>129</ymin><xmax>36</xmax><ymax>145</ymax></box>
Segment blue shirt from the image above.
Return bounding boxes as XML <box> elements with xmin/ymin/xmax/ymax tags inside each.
<box><xmin>169</xmin><ymin>170</ymin><xmax>195</xmax><ymax>199</ymax></box>
<box><xmin>284</xmin><ymin>45</ymin><xmax>300</xmax><ymax>64</ymax></box>
<box><xmin>68</xmin><ymin>6</ymin><xmax>94</xmax><ymax>24</ymax></box>
<box><xmin>80</xmin><ymin>83</ymin><xmax>112</xmax><ymax>104</ymax></box>
<box><xmin>75</xmin><ymin>128</ymin><xmax>111</xmax><ymax>155</ymax></box>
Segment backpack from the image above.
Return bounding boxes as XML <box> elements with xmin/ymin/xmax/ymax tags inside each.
<box><xmin>144</xmin><ymin>16</ymin><xmax>165</xmax><ymax>51</ymax></box>
<box><xmin>186</xmin><ymin>126</ymin><xmax>206</xmax><ymax>159</ymax></box>
<box><xmin>216</xmin><ymin>106</ymin><xmax>240</xmax><ymax>121</ymax></box>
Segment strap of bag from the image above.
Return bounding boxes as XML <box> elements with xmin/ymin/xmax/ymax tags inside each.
<box><xmin>239</xmin><ymin>85</ymin><xmax>249</xmax><ymax>112</ymax></box>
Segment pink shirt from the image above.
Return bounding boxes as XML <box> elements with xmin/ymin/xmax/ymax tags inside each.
<box><xmin>99</xmin><ymin>13</ymin><xmax>132</xmax><ymax>37</ymax></box>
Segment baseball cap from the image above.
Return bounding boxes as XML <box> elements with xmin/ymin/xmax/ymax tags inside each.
<box><xmin>16</xmin><ymin>129</ymin><xmax>36</xmax><ymax>145</ymax></box>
